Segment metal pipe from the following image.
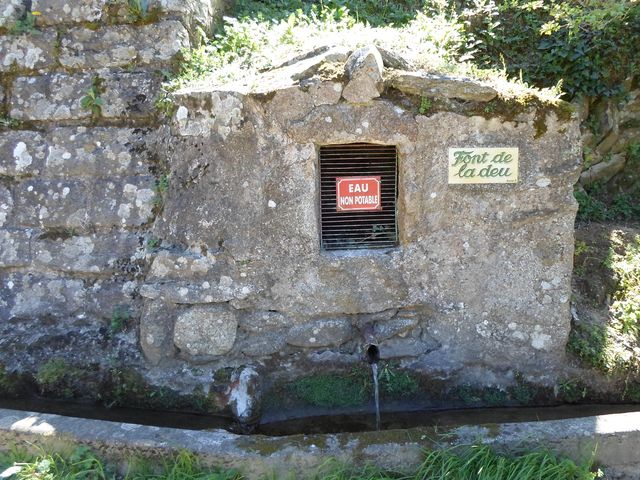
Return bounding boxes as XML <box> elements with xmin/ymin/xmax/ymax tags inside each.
<box><xmin>362</xmin><ymin>324</ymin><xmax>380</xmax><ymax>364</ymax></box>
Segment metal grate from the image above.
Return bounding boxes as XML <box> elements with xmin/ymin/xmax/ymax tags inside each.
<box><xmin>319</xmin><ymin>143</ymin><xmax>398</xmax><ymax>251</ymax></box>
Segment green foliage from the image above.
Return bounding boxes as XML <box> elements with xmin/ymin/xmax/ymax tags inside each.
<box><xmin>414</xmin><ymin>445</ymin><xmax>597</xmax><ymax>480</ymax></box>
<box><xmin>0</xmin><ymin>117</ymin><xmax>20</xmax><ymax>129</ymax></box>
<box><xmin>110</xmin><ymin>305</ymin><xmax>131</xmax><ymax>334</ymax></box>
<box><xmin>9</xmin><ymin>12</ymin><xmax>38</xmax><ymax>35</ymax></box>
<box><xmin>0</xmin><ymin>444</ymin><xmax>598</xmax><ymax>480</ymax></box>
<box><xmin>35</xmin><ymin>359</ymin><xmax>81</xmax><ymax>399</ymax></box>
<box><xmin>461</xmin><ymin>0</ymin><xmax>640</xmax><ymax>97</ymax></box>
<box><xmin>418</xmin><ymin>96</ymin><xmax>431</xmax><ymax>114</ymax></box>
<box><xmin>291</xmin><ymin>372</ymin><xmax>369</xmax><ymax>407</ymax></box>
<box><xmin>575</xmin><ymin>181</ymin><xmax>640</xmax><ymax>223</ymax></box>
<box><xmin>147</xmin><ymin>237</ymin><xmax>161</xmax><ymax>250</ymax></box>
<box><xmin>377</xmin><ymin>362</ymin><xmax>420</xmax><ymax>398</ymax></box>
<box><xmin>569</xmin><ymin>232</ymin><xmax>640</xmax><ymax>375</ymax></box>
<box><xmin>290</xmin><ymin>364</ymin><xmax>421</xmax><ymax>408</ymax></box>
<box><xmin>126</xmin><ymin>0</ymin><xmax>161</xmax><ymax>24</ymax></box>
<box><xmin>0</xmin><ymin>448</ymin><xmax>240</xmax><ymax>480</ymax></box>
<box><xmin>557</xmin><ymin>378</ymin><xmax>589</xmax><ymax>404</ymax></box>
<box><xmin>80</xmin><ymin>77</ymin><xmax>104</xmax><ymax>118</ymax></box>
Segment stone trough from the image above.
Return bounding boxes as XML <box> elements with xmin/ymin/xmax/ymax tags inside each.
<box><xmin>1</xmin><ymin>407</ymin><xmax>640</xmax><ymax>479</ymax></box>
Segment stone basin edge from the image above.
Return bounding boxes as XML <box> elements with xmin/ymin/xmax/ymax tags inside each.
<box><xmin>1</xmin><ymin>408</ymin><xmax>640</xmax><ymax>479</ymax></box>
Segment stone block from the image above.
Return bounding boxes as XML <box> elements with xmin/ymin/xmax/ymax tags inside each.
<box><xmin>387</xmin><ymin>70</ymin><xmax>498</xmax><ymax>102</ymax></box>
<box><xmin>238</xmin><ymin>310</ymin><xmax>290</xmax><ymax>333</ymax></box>
<box><xmin>373</xmin><ymin>316</ymin><xmax>419</xmax><ymax>341</ymax></box>
<box><xmin>580</xmin><ymin>153</ymin><xmax>626</xmax><ymax>186</ymax></box>
<box><xmin>173</xmin><ymin>305</ymin><xmax>238</xmax><ymax>356</ymax></box>
<box><xmin>286</xmin><ymin>319</ymin><xmax>353</xmax><ymax>348</ymax></box>
<box><xmin>0</xmin><ymin>185</ymin><xmax>12</xmax><ymax>227</ymax></box>
<box><xmin>342</xmin><ymin>45</ymin><xmax>384</xmax><ymax>103</ymax></box>
<box><xmin>147</xmin><ymin>249</ymin><xmax>217</xmax><ymax>280</ymax></box>
<box><xmin>32</xmin><ymin>231</ymin><xmax>141</xmax><ymax>274</ymax></box>
<box><xmin>31</xmin><ymin>0</ymin><xmax>105</xmax><ymax>25</ymax></box>
<box><xmin>13</xmin><ymin>176</ymin><xmax>155</xmax><ymax>228</ymax></box>
<box><xmin>44</xmin><ymin>127</ymin><xmax>154</xmax><ymax>178</ymax></box>
<box><xmin>1</xmin><ymin>273</ymin><xmax>86</xmax><ymax>319</ymax></box>
<box><xmin>0</xmin><ymin>31</ymin><xmax>57</xmax><ymax>72</ymax></box>
<box><xmin>0</xmin><ymin>0</ymin><xmax>24</xmax><ymax>28</ymax></box>
<box><xmin>10</xmin><ymin>74</ymin><xmax>93</xmax><ymax>121</ymax></box>
<box><xmin>0</xmin><ymin>228</ymin><xmax>31</xmax><ymax>267</ymax></box>
<box><xmin>60</xmin><ymin>22</ymin><xmax>188</xmax><ymax>69</ymax></box>
<box><xmin>140</xmin><ymin>300</ymin><xmax>177</xmax><ymax>365</ymax></box>
<box><xmin>140</xmin><ymin>276</ymin><xmax>253</xmax><ymax>304</ymax></box>
<box><xmin>234</xmin><ymin>330</ymin><xmax>287</xmax><ymax>357</ymax></box>
<box><xmin>101</xmin><ymin>72</ymin><xmax>162</xmax><ymax>120</ymax></box>
<box><xmin>0</xmin><ymin>131</ymin><xmax>46</xmax><ymax>177</ymax></box>
<box><xmin>89</xmin><ymin>176</ymin><xmax>156</xmax><ymax>227</ymax></box>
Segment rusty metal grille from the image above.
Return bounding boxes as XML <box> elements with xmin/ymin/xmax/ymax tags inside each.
<box><xmin>320</xmin><ymin>143</ymin><xmax>398</xmax><ymax>251</ymax></box>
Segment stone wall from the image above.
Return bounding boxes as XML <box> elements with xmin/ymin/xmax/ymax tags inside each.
<box><xmin>0</xmin><ymin>2</ymin><xmax>589</xmax><ymax>419</ymax></box>
<box><xmin>0</xmin><ymin>1</ymin><xmax>229</xmax><ymax>378</ymax></box>
<box><xmin>142</xmin><ymin>45</ymin><xmax>582</xmax><ymax>391</ymax></box>
<box><xmin>576</xmin><ymin>77</ymin><xmax>639</xmax><ymax>191</ymax></box>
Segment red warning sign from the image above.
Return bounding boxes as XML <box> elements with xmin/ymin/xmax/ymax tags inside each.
<box><xmin>336</xmin><ymin>176</ymin><xmax>382</xmax><ymax>212</ymax></box>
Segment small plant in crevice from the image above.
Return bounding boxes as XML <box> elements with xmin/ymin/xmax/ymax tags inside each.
<box><xmin>0</xmin><ymin>117</ymin><xmax>21</xmax><ymax>129</ymax></box>
<box><xmin>556</xmin><ymin>377</ymin><xmax>589</xmax><ymax>404</ymax></box>
<box><xmin>418</xmin><ymin>96</ymin><xmax>432</xmax><ymax>114</ymax></box>
<box><xmin>9</xmin><ymin>12</ymin><xmax>39</xmax><ymax>35</ymax></box>
<box><xmin>154</xmin><ymin>90</ymin><xmax>176</xmax><ymax>118</ymax></box>
<box><xmin>152</xmin><ymin>173</ymin><xmax>170</xmax><ymax>210</ymax></box>
<box><xmin>146</xmin><ymin>237</ymin><xmax>161</xmax><ymax>251</ymax></box>
<box><xmin>109</xmin><ymin>305</ymin><xmax>131</xmax><ymax>334</ymax></box>
<box><xmin>126</xmin><ymin>0</ymin><xmax>161</xmax><ymax>24</ymax></box>
<box><xmin>35</xmin><ymin>359</ymin><xmax>81</xmax><ymax>399</ymax></box>
<box><xmin>80</xmin><ymin>77</ymin><xmax>105</xmax><ymax>119</ymax></box>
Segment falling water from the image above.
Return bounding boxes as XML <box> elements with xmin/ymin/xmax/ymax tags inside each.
<box><xmin>371</xmin><ymin>362</ymin><xmax>380</xmax><ymax>431</ymax></box>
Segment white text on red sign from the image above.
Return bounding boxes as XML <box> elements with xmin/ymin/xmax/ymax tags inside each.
<box><xmin>336</xmin><ymin>176</ymin><xmax>382</xmax><ymax>212</ymax></box>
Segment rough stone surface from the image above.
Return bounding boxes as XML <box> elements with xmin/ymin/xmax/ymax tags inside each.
<box><xmin>101</xmin><ymin>72</ymin><xmax>162</xmax><ymax>120</ymax></box>
<box><xmin>388</xmin><ymin>70</ymin><xmax>498</xmax><ymax>102</ymax></box>
<box><xmin>173</xmin><ymin>305</ymin><xmax>238</xmax><ymax>357</ymax></box>
<box><xmin>342</xmin><ymin>45</ymin><xmax>384</xmax><ymax>103</ymax></box>
<box><xmin>286</xmin><ymin>319</ymin><xmax>353</xmax><ymax>348</ymax></box>
<box><xmin>10</xmin><ymin>74</ymin><xmax>93</xmax><ymax>121</ymax></box>
<box><xmin>60</xmin><ymin>22</ymin><xmax>189</xmax><ymax>69</ymax></box>
<box><xmin>0</xmin><ymin>128</ymin><xmax>155</xmax><ymax>178</ymax></box>
<box><xmin>0</xmin><ymin>131</ymin><xmax>46</xmax><ymax>177</ymax></box>
<box><xmin>0</xmin><ymin>228</ymin><xmax>31</xmax><ymax>267</ymax></box>
<box><xmin>12</xmin><ymin>177</ymin><xmax>155</xmax><ymax>228</ymax></box>
<box><xmin>0</xmin><ymin>31</ymin><xmax>57</xmax><ymax>72</ymax></box>
<box><xmin>32</xmin><ymin>232</ymin><xmax>141</xmax><ymax>274</ymax></box>
<box><xmin>31</xmin><ymin>0</ymin><xmax>105</xmax><ymax>25</ymax></box>
<box><xmin>0</xmin><ymin>0</ymin><xmax>24</xmax><ymax>28</ymax></box>
<box><xmin>580</xmin><ymin>153</ymin><xmax>626</xmax><ymax>185</ymax></box>
<box><xmin>140</xmin><ymin>301</ymin><xmax>176</xmax><ymax>365</ymax></box>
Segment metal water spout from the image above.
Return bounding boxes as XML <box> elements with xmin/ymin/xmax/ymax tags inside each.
<box><xmin>362</xmin><ymin>324</ymin><xmax>380</xmax><ymax>364</ymax></box>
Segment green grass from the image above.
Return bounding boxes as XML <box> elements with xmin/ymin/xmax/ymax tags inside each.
<box><xmin>0</xmin><ymin>445</ymin><xmax>598</xmax><ymax>480</ymax></box>
<box><xmin>569</xmin><ymin>232</ymin><xmax>640</xmax><ymax>375</ymax></box>
<box><xmin>289</xmin><ymin>364</ymin><xmax>421</xmax><ymax>408</ymax></box>
<box><xmin>0</xmin><ymin>445</ymin><xmax>599</xmax><ymax>480</ymax></box>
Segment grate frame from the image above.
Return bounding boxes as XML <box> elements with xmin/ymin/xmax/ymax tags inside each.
<box><xmin>319</xmin><ymin>143</ymin><xmax>398</xmax><ymax>251</ymax></box>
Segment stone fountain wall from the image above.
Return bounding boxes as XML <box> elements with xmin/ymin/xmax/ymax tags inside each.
<box><xmin>0</xmin><ymin>1</ymin><xmax>588</xmax><ymax>412</ymax></box>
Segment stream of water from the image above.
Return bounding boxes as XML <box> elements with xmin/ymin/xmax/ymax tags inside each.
<box><xmin>372</xmin><ymin>362</ymin><xmax>380</xmax><ymax>431</ymax></box>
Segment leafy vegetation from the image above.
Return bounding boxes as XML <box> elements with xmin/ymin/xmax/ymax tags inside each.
<box><xmin>35</xmin><ymin>359</ymin><xmax>85</xmax><ymax>399</ymax></box>
<box><xmin>9</xmin><ymin>12</ymin><xmax>39</xmax><ymax>35</ymax></box>
<box><xmin>80</xmin><ymin>77</ymin><xmax>105</xmax><ymax>118</ymax></box>
<box><xmin>461</xmin><ymin>0</ymin><xmax>640</xmax><ymax>98</ymax></box>
<box><xmin>0</xmin><ymin>444</ymin><xmax>599</xmax><ymax>480</ymax></box>
<box><xmin>290</xmin><ymin>363</ymin><xmax>421</xmax><ymax>408</ymax></box>
<box><xmin>569</xmin><ymin>231</ymin><xmax>640</xmax><ymax>375</ymax></box>
<box><xmin>0</xmin><ymin>448</ymin><xmax>240</xmax><ymax>480</ymax></box>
